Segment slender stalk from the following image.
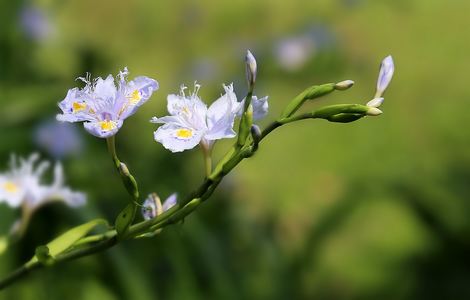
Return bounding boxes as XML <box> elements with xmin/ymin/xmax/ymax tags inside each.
<box><xmin>200</xmin><ymin>142</ymin><xmax>212</xmax><ymax>178</ymax></box>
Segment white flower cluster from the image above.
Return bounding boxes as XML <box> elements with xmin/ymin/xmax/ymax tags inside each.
<box><xmin>0</xmin><ymin>153</ymin><xmax>85</xmax><ymax>210</ymax></box>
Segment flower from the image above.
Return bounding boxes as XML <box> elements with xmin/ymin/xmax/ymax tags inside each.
<box><xmin>375</xmin><ymin>55</ymin><xmax>394</xmax><ymax>98</ymax></box>
<box><xmin>57</xmin><ymin>68</ymin><xmax>158</xmax><ymax>138</ymax></box>
<box><xmin>151</xmin><ymin>83</ymin><xmax>238</xmax><ymax>152</ymax></box>
<box><xmin>0</xmin><ymin>153</ymin><xmax>86</xmax><ymax>210</ymax></box>
<box><xmin>34</xmin><ymin>120</ymin><xmax>84</xmax><ymax>158</ymax></box>
<box><xmin>238</xmin><ymin>95</ymin><xmax>269</xmax><ymax>121</ymax></box>
<box><xmin>142</xmin><ymin>193</ymin><xmax>177</xmax><ymax>220</ymax></box>
<box><xmin>366</xmin><ymin>56</ymin><xmax>395</xmax><ymax>112</ymax></box>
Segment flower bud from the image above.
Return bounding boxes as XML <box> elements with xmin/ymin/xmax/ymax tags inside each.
<box><xmin>334</xmin><ymin>80</ymin><xmax>354</xmax><ymax>91</ymax></box>
<box><xmin>142</xmin><ymin>193</ymin><xmax>162</xmax><ymax>220</ymax></box>
<box><xmin>366</xmin><ymin>107</ymin><xmax>383</xmax><ymax>116</ymax></box>
<box><xmin>366</xmin><ymin>97</ymin><xmax>384</xmax><ymax>108</ymax></box>
<box><xmin>245</xmin><ymin>50</ymin><xmax>257</xmax><ymax>90</ymax></box>
<box><xmin>376</xmin><ymin>55</ymin><xmax>394</xmax><ymax>97</ymax></box>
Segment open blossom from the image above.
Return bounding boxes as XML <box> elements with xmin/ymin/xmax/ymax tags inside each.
<box><xmin>151</xmin><ymin>84</ymin><xmax>238</xmax><ymax>152</ymax></box>
<box><xmin>151</xmin><ymin>83</ymin><xmax>269</xmax><ymax>153</ymax></box>
<box><xmin>0</xmin><ymin>153</ymin><xmax>86</xmax><ymax>210</ymax></box>
<box><xmin>142</xmin><ymin>193</ymin><xmax>177</xmax><ymax>220</ymax></box>
<box><xmin>57</xmin><ymin>68</ymin><xmax>158</xmax><ymax>138</ymax></box>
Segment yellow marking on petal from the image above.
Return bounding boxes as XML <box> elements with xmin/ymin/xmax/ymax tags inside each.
<box><xmin>176</xmin><ymin>128</ymin><xmax>193</xmax><ymax>139</ymax></box>
<box><xmin>72</xmin><ymin>102</ymin><xmax>86</xmax><ymax>113</ymax></box>
<box><xmin>2</xmin><ymin>182</ymin><xmax>18</xmax><ymax>194</ymax></box>
<box><xmin>99</xmin><ymin>120</ymin><xmax>116</xmax><ymax>131</ymax></box>
<box><xmin>128</xmin><ymin>90</ymin><xmax>141</xmax><ymax>105</ymax></box>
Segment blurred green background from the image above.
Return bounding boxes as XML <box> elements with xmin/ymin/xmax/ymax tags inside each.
<box><xmin>1</xmin><ymin>0</ymin><xmax>469</xmax><ymax>299</ymax></box>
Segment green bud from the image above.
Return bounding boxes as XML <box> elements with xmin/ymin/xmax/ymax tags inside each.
<box><xmin>327</xmin><ymin>113</ymin><xmax>364</xmax><ymax>123</ymax></box>
<box><xmin>119</xmin><ymin>162</ymin><xmax>139</xmax><ymax>200</ymax></box>
<box><xmin>280</xmin><ymin>83</ymin><xmax>336</xmax><ymax>118</ymax></box>
<box><xmin>312</xmin><ymin>104</ymin><xmax>369</xmax><ymax>119</ymax></box>
<box><xmin>238</xmin><ymin>104</ymin><xmax>253</xmax><ymax>147</ymax></box>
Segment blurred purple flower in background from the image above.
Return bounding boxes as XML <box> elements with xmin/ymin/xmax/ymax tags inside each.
<box><xmin>19</xmin><ymin>5</ymin><xmax>54</xmax><ymax>42</ymax></box>
<box><xmin>274</xmin><ymin>25</ymin><xmax>336</xmax><ymax>72</ymax></box>
<box><xmin>34</xmin><ymin>120</ymin><xmax>84</xmax><ymax>159</ymax></box>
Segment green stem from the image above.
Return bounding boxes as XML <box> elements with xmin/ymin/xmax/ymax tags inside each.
<box><xmin>0</xmin><ymin>103</ymin><xmax>369</xmax><ymax>290</ymax></box>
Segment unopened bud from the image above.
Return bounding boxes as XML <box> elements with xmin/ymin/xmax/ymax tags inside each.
<box><xmin>366</xmin><ymin>107</ymin><xmax>383</xmax><ymax>116</ymax></box>
<box><xmin>334</xmin><ymin>80</ymin><xmax>354</xmax><ymax>90</ymax></box>
<box><xmin>142</xmin><ymin>193</ymin><xmax>163</xmax><ymax>220</ymax></box>
<box><xmin>366</xmin><ymin>97</ymin><xmax>384</xmax><ymax>108</ymax></box>
<box><xmin>245</xmin><ymin>50</ymin><xmax>257</xmax><ymax>90</ymax></box>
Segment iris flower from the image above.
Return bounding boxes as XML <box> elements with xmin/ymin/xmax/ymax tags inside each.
<box><xmin>151</xmin><ymin>83</ymin><xmax>269</xmax><ymax>153</ymax></box>
<box><xmin>0</xmin><ymin>153</ymin><xmax>85</xmax><ymax>210</ymax></box>
<box><xmin>57</xmin><ymin>68</ymin><xmax>158</xmax><ymax>138</ymax></box>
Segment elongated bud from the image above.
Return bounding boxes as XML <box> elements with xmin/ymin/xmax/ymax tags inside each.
<box><xmin>375</xmin><ymin>55</ymin><xmax>394</xmax><ymax>97</ymax></box>
<box><xmin>366</xmin><ymin>107</ymin><xmax>383</xmax><ymax>116</ymax></box>
<box><xmin>334</xmin><ymin>80</ymin><xmax>354</xmax><ymax>91</ymax></box>
<box><xmin>119</xmin><ymin>162</ymin><xmax>139</xmax><ymax>200</ymax></box>
<box><xmin>250</xmin><ymin>124</ymin><xmax>262</xmax><ymax>153</ymax></box>
<box><xmin>280</xmin><ymin>83</ymin><xmax>336</xmax><ymax>118</ymax></box>
<box><xmin>327</xmin><ymin>113</ymin><xmax>363</xmax><ymax>123</ymax></box>
<box><xmin>366</xmin><ymin>97</ymin><xmax>384</xmax><ymax>108</ymax></box>
<box><xmin>245</xmin><ymin>50</ymin><xmax>257</xmax><ymax>91</ymax></box>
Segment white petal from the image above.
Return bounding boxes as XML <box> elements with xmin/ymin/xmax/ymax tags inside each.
<box><xmin>94</xmin><ymin>75</ymin><xmax>117</xmax><ymax>101</ymax></box>
<box><xmin>153</xmin><ymin>124</ymin><xmax>203</xmax><ymax>152</ymax></box>
<box><xmin>251</xmin><ymin>95</ymin><xmax>269</xmax><ymax>121</ymax></box>
<box><xmin>366</xmin><ymin>97</ymin><xmax>384</xmax><ymax>108</ymax></box>
<box><xmin>163</xmin><ymin>193</ymin><xmax>177</xmax><ymax>211</ymax></box>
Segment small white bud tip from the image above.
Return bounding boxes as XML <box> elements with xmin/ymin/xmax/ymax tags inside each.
<box><xmin>334</xmin><ymin>80</ymin><xmax>355</xmax><ymax>90</ymax></box>
<box><xmin>366</xmin><ymin>107</ymin><xmax>383</xmax><ymax>116</ymax></box>
<box><xmin>245</xmin><ymin>50</ymin><xmax>257</xmax><ymax>87</ymax></box>
<box><xmin>366</xmin><ymin>97</ymin><xmax>384</xmax><ymax>108</ymax></box>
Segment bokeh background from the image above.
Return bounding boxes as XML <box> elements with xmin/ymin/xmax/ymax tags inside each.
<box><xmin>1</xmin><ymin>0</ymin><xmax>469</xmax><ymax>299</ymax></box>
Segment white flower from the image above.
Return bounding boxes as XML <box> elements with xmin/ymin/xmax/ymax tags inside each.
<box><xmin>57</xmin><ymin>68</ymin><xmax>158</xmax><ymax>138</ymax></box>
<box><xmin>142</xmin><ymin>193</ymin><xmax>177</xmax><ymax>220</ymax></box>
<box><xmin>0</xmin><ymin>153</ymin><xmax>86</xmax><ymax>210</ymax></box>
<box><xmin>151</xmin><ymin>84</ymin><xmax>238</xmax><ymax>152</ymax></box>
<box><xmin>375</xmin><ymin>55</ymin><xmax>394</xmax><ymax>98</ymax></box>
<box><xmin>237</xmin><ymin>95</ymin><xmax>269</xmax><ymax>121</ymax></box>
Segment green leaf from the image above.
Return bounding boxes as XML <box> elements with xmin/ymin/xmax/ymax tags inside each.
<box><xmin>29</xmin><ymin>219</ymin><xmax>107</xmax><ymax>264</ymax></box>
<box><xmin>115</xmin><ymin>203</ymin><xmax>137</xmax><ymax>240</ymax></box>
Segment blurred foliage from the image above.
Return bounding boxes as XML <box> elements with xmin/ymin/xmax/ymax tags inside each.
<box><xmin>1</xmin><ymin>0</ymin><xmax>470</xmax><ymax>299</ymax></box>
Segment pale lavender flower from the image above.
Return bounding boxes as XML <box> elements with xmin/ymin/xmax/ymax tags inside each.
<box><xmin>151</xmin><ymin>83</ymin><xmax>238</xmax><ymax>152</ymax></box>
<box><xmin>57</xmin><ymin>68</ymin><xmax>158</xmax><ymax>138</ymax></box>
<box><xmin>0</xmin><ymin>153</ymin><xmax>85</xmax><ymax>209</ymax></box>
<box><xmin>142</xmin><ymin>193</ymin><xmax>177</xmax><ymax>220</ymax></box>
<box><xmin>19</xmin><ymin>5</ymin><xmax>53</xmax><ymax>41</ymax></box>
<box><xmin>375</xmin><ymin>55</ymin><xmax>394</xmax><ymax>98</ymax></box>
<box><xmin>34</xmin><ymin>120</ymin><xmax>83</xmax><ymax>158</ymax></box>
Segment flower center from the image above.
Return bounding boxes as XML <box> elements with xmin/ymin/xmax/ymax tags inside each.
<box><xmin>72</xmin><ymin>102</ymin><xmax>87</xmax><ymax>113</ymax></box>
<box><xmin>2</xmin><ymin>181</ymin><xmax>18</xmax><ymax>194</ymax></box>
<box><xmin>176</xmin><ymin>128</ymin><xmax>193</xmax><ymax>139</ymax></box>
<box><xmin>128</xmin><ymin>90</ymin><xmax>141</xmax><ymax>105</ymax></box>
<box><xmin>99</xmin><ymin>120</ymin><xmax>116</xmax><ymax>131</ymax></box>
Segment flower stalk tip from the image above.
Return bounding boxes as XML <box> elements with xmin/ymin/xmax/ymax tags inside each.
<box><xmin>245</xmin><ymin>50</ymin><xmax>257</xmax><ymax>91</ymax></box>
